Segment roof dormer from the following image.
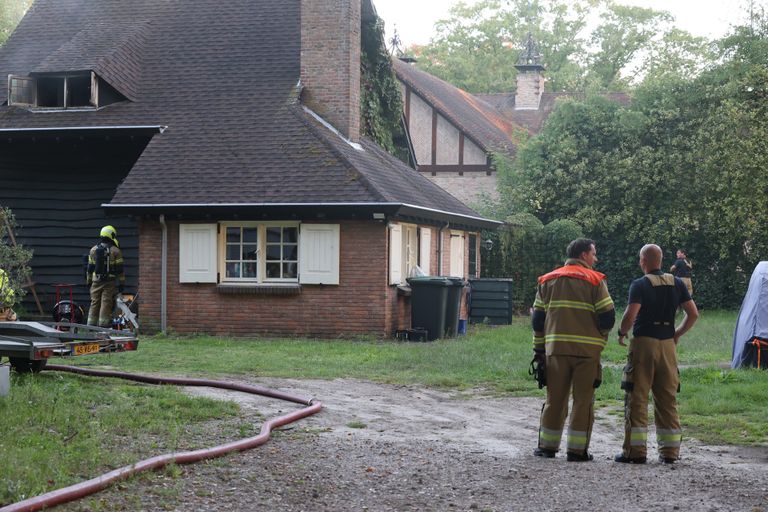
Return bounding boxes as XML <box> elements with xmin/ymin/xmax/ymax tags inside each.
<box><xmin>7</xmin><ymin>71</ymin><xmax>127</xmax><ymax>110</ymax></box>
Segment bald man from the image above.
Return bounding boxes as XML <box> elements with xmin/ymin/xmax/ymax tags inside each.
<box><xmin>615</xmin><ymin>244</ymin><xmax>698</xmax><ymax>464</ymax></box>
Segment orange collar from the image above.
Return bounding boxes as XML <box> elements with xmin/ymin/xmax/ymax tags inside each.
<box><xmin>538</xmin><ymin>263</ymin><xmax>606</xmax><ymax>286</ymax></box>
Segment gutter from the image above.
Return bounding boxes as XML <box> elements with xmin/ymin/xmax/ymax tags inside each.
<box><xmin>102</xmin><ymin>202</ymin><xmax>502</xmax><ymax>230</ymax></box>
<box><xmin>159</xmin><ymin>214</ymin><xmax>167</xmax><ymax>334</ymax></box>
<box><xmin>0</xmin><ymin>125</ymin><xmax>167</xmax><ymax>135</ymax></box>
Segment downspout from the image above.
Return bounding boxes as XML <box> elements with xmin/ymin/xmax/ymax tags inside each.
<box><xmin>437</xmin><ymin>221</ymin><xmax>449</xmax><ymax>275</ymax></box>
<box><xmin>159</xmin><ymin>214</ymin><xmax>167</xmax><ymax>334</ymax></box>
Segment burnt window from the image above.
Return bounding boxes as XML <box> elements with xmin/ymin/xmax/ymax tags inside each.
<box><xmin>7</xmin><ymin>72</ymin><xmax>99</xmax><ymax>109</ymax></box>
<box><xmin>36</xmin><ymin>76</ymin><xmax>65</xmax><ymax>107</ymax></box>
<box><xmin>67</xmin><ymin>75</ymin><xmax>92</xmax><ymax>107</ymax></box>
<box><xmin>8</xmin><ymin>76</ymin><xmax>35</xmax><ymax>105</ymax></box>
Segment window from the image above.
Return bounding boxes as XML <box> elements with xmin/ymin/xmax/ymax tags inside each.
<box><xmin>225</xmin><ymin>225</ymin><xmax>260</xmax><ymax>280</ymax></box>
<box><xmin>8</xmin><ymin>76</ymin><xmax>35</xmax><ymax>105</ymax></box>
<box><xmin>403</xmin><ymin>224</ymin><xmax>418</xmax><ymax>278</ymax></box>
<box><xmin>7</xmin><ymin>72</ymin><xmax>98</xmax><ymax>109</ymax></box>
<box><xmin>468</xmin><ymin>234</ymin><xmax>478</xmax><ymax>278</ymax></box>
<box><xmin>265</xmin><ymin>226</ymin><xmax>298</xmax><ymax>279</ymax></box>
<box><xmin>180</xmin><ymin>222</ymin><xmax>339</xmax><ymax>287</ymax></box>
<box><xmin>221</xmin><ymin>222</ymin><xmax>299</xmax><ymax>283</ymax></box>
<box><xmin>390</xmin><ymin>223</ymin><xmax>432</xmax><ymax>284</ymax></box>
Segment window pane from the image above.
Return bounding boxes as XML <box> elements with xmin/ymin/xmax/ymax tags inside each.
<box><xmin>243</xmin><ymin>227</ymin><xmax>258</xmax><ymax>243</ymax></box>
<box><xmin>243</xmin><ymin>244</ymin><xmax>258</xmax><ymax>260</ymax></box>
<box><xmin>226</xmin><ymin>245</ymin><xmax>240</xmax><ymax>260</ymax></box>
<box><xmin>226</xmin><ymin>262</ymin><xmax>240</xmax><ymax>278</ymax></box>
<box><xmin>243</xmin><ymin>262</ymin><xmax>258</xmax><ymax>278</ymax></box>
<box><xmin>284</xmin><ymin>228</ymin><xmax>298</xmax><ymax>243</ymax></box>
<box><xmin>266</xmin><ymin>245</ymin><xmax>281</xmax><ymax>261</ymax></box>
<box><xmin>266</xmin><ymin>262</ymin><xmax>280</xmax><ymax>278</ymax></box>
<box><xmin>283</xmin><ymin>262</ymin><xmax>297</xmax><ymax>278</ymax></box>
<box><xmin>266</xmin><ymin>227</ymin><xmax>281</xmax><ymax>243</ymax></box>
<box><xmin>283</xmin><ymin>244</ymin><xmax>298</xmax><ymax>260</ymax></box>
<box><xmin>226</xmin><ymin>227</ymin><xmax>240</xmax><ymax>243</ymax></box>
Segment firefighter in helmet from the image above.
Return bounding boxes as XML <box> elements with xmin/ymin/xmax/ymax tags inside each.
<box><xmin>0</xmin><ymin>267</ymin><xmax>17</xmax><ymax>321</ymax></box>
<box><xmin>86</xmin><ymin>225</ymin><xmax>125</xmax><ymax>327</ymax></box>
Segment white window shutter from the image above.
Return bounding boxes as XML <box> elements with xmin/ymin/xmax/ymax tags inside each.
<box><xmin>179</xmin><ymin>224</ymin><xmax>218</xmax><ymax>283</ymax></box>
<box><xmin>449</xmin><ymin>231</ymin><xmax>464</xmax><ymax>278</ymax></box>
<box><xmin>299</xmin><ymin>224</ymin><xmax>340</xmax><ymax>285</ymax></box>
<box><xmin>389</xmin><ymin>224</ymin><xmax>403</xmax><ymax>285</ymax></box>
<box><xmin>419</xmin><ymin>227</ymin><xmax>431</xmax><ymax>275</ymax></box>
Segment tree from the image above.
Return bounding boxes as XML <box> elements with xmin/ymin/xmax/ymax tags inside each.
<box><xmin>415</xmin><ymin>0</ymin><xmax>595</xmax><ymax>93</ymax></box>
<box><xmin>0</xmin><ymin>0</ymin><xmax>31</xmax><ymax>47</ymax></box>
<box><xmin>499</xmin><ymin>13</ymin><xmax>768</xmax><ymax>308</ymax></box>
<box><xmin>412</xmin><ymin>0</ymin><xmax>713</xmax><ymax>93</ymax></box>
<box><xmin>0</xmin><ymin>207</ymin><xmax>33</xmax><ymax>308</ymax></box>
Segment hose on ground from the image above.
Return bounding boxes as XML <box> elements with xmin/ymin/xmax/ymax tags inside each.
<box><xmin>1</xmin><ymin>365</ymin><xmax>323</xmax><ymax>512</ymax></box>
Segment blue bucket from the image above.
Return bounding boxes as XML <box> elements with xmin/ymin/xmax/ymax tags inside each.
<box><xmin>458</xmin><ymin>319</ymin><xmax>467</xmax><ymax>335</ymax></box>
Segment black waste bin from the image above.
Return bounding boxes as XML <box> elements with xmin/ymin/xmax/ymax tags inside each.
<box><xmin>444</xmin><ymin>277</ymin><xmax>466</xmax><ymax>337</ymax></box>
<box><xmin>407</xmin><ymin>276</ymin><xmax>452</xmax><ymax>341</ymax></box>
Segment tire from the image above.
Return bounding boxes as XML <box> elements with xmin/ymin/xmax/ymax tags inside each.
<box><xmin>9</xmin><ymin>357</ymin><xmax>47</xmax><ymax>374</ymax></box>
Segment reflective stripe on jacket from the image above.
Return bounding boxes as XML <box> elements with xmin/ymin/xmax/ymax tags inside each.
<box><xmin>532</xmin><ymin>259</ymin><xmax>614</xmax><ymax>357</ymax></box>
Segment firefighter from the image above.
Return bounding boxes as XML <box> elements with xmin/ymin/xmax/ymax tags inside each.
<box><xmin>532</xmin><ymin>238</ymin><xmax>615</xmax><ymax>461</ymax></box>
<box><xmin>615</xmin><ymin>244</ymin><xmax>698</xmax><ymax>464</ymax></box>
<box><xmin>86</xmin><ymin>225</ymin><xmax>125</xmax><ymax>327</ymax></box>
<box><xmin>0</xmin><ymin>268</ymin><xmax>17</xmax><ymax>321</ymax></box>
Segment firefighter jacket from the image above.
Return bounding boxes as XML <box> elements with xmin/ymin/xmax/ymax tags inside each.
<box><xmin>0</xmin><ymin>268</ymin><xmax>14</xmax><ymax>306</ymax></box>
<box><xmin>87</xmin><ymin>242</ymin><xmax>126</xmax><ymax>286</ymax></box>
<box><xmin>532</xmin><ymin>259</ymin><xmax>615</xmax><ymax>358</ymax></box>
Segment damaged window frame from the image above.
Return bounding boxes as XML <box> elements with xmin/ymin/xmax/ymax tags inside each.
<box><xmin>7</xmin><ymin>71</ymin><xmax>99</xmax><ymax>110</ymax></box>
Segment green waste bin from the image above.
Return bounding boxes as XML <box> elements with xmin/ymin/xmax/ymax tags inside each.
<box><xmin>407</xmin><ymin>276</ymin><xmax>452</xmax><ymax>341</ymax></box>
<box><xmin>444</xmin><ymin>277</ymin><xmax>466</xmax><ymax>338</ymax></box>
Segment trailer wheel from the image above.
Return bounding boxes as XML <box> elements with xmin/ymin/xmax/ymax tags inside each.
<box><xmin>9</xmin><ymin>357</ymin><xmax>47</xmax><ymax>374</ymax></box>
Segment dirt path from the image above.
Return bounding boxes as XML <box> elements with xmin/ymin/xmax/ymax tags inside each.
<box><xmin>62</xmin><ymin>378</ymin><xmax>768</xmax><ymax>512</ymax></box>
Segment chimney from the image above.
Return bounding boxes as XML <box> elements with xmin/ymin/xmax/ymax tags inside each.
<box><xmin>514</xmin><ymin>33</ymin><xmax>545</xmax><ymax>110</ymax></box>
<box><xmin>300</xmin><ymin>0</ymin><xmax>361</xmax><ymax>141</ymax></box>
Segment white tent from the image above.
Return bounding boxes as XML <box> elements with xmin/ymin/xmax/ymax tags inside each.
<box><xmin>731</xmin><ymin>262</ymin><xmax>768</xmax><ymax>369</ymax></box>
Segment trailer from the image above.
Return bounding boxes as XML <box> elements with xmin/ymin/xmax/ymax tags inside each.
<box><xmin>0</xmin><ymin>321</ymin><xmax>139</xmax><ymax>373</ymax></box>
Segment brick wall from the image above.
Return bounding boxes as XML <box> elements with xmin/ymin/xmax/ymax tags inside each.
<box><xmin>139</xmin><ymin>219</ymin><xmax>395</xmax><ymax>337</ymax></box>
<box><xmin>515</xmin><ymin>70</ymin><xmax>544</xmax><ymax>110</ymax></box>
<box><xmin>300</xmin><ymin>0</ymin><xmax>361</xmax><ymax>141</ymax></box>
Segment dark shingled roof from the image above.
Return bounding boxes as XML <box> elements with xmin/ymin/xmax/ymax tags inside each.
<box><xmin>475</xmin><ymin>92</ymin><xmax>631</xmax><ymax>133</ymax></box>
<box><xmin>0</xmin><ymin>0</ymin><xmax>496</xmax><ymax>228</ymax></box>
<box><xmin>393</xmin><ymin>58</ymin><xmax>525</xmax><ymax>157</ymax></box>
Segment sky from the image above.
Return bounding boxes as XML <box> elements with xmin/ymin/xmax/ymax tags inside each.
<box><xmin>375</xmin><ymin>0</ymin><xmax>754</xmax><ymax>49</ymax></box>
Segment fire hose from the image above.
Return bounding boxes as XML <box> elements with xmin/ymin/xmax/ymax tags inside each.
<box><xmin>1</xmin><ymin>365</ymin><xmax>323</xmax><ymax>512</ymax></box>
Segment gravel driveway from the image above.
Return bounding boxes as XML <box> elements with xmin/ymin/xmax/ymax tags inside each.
<box><xmin>58</xmin><ymin>377</ymin><xmax>768</xmax><ymax>512</ymax></box>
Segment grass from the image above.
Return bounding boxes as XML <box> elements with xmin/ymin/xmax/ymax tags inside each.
<box><xmin>1</xmin><ymin>309</ymin><xmax>765</xmax><ymax>505</ymax></box>
<box><xmin>0</xmin><ymin>371</ymin><xmax>240</xmax><ymax>506</ymax></box>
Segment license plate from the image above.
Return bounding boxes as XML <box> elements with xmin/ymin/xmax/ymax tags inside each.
<box><xmin>73</xmin><ymin>343</ymin><xmax>100</xmax><ymax>356</ymax></box>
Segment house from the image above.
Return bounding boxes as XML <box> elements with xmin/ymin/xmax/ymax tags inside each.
<box><xmin>0</xmin><ymin>0</ymin><xmax>499</xmax><ymax>337</ymax></box>
<box><xmin>394</xmin><ymin>34</ymin><xmax>628</xmax><ymax>206</ymax></box>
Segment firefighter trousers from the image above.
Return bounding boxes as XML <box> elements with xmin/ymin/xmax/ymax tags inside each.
<box><xmin>621</xmin><ymin>336</ymin><xmax>682</xmax><ymax>460</ymax></box>
<box><xmin>88</xmin><ymin>280</ymin><xmax>116</xmax><ymax>327</ymax></box>
<box><xmin>538</xmin><ymin>355</ymin><xmax>600</xmax><ymax>456</ymax></box>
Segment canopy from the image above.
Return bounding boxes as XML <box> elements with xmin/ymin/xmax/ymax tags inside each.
<box><xmin>731</xmin><ymin>261</ymin><xmax>768</xmax><ymax>368</ymax></box>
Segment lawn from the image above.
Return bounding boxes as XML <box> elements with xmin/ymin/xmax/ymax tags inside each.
<box><xmin>1</xmin><ymin>308</ymin><xmax>766</xmax><ymax>506</ymax></box>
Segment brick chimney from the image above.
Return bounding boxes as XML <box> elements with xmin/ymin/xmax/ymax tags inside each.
<box><xmin>514</xmin><ymin>33</ymin><xmax>545</xmax><ymax>110</ymax></box>
<box><xmin>300</xmin><ymin>0</ymin><xmax>361</xmax><ymax>141</ymax></box>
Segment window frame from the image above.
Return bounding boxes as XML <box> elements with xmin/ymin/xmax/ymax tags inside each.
<box><xmin>218</xmin><ymin>221</ymin><xmax>300</xmax><ymax>284</ymax></box>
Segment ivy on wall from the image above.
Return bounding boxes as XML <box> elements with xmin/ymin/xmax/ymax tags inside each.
<box><xmin>360</xmin><ymin>16</ymin><xmax>410</xmax><ymax>162</ymax></box>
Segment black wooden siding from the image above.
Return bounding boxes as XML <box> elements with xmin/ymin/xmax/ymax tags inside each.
<box><xmin>0</xmin><ymin>136</ymin><xmax>150</xmax><ymax>317</ymax></box>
